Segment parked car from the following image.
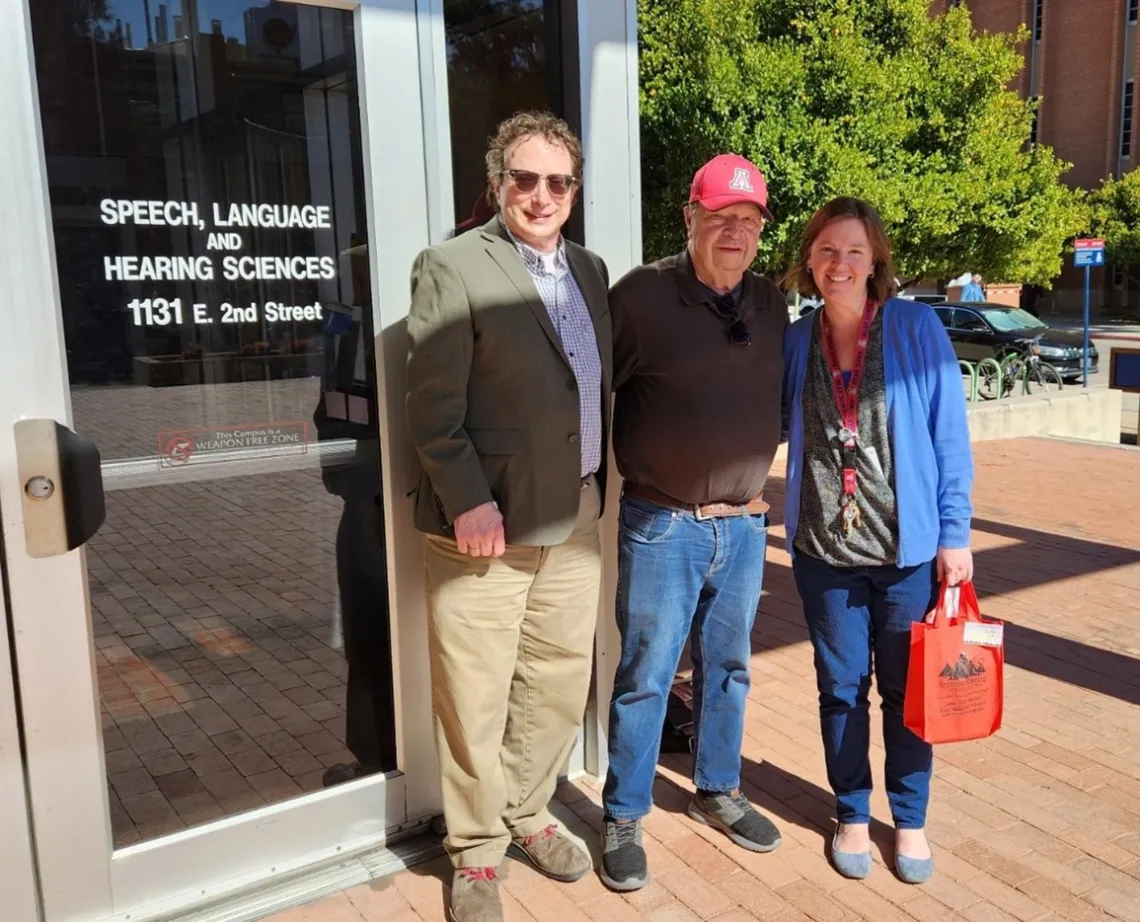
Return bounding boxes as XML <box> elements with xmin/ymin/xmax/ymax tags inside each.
<box><xmin>932</xmin><ymin>301</ymin><xmax>1097</xmax><ymax>381</ymax></box>
<box><xmin>792</xmin><ymin>291</ymin><xmax>943</xmax><ymax>315</ymax></box>
<box><xmin>784</xmin><ymin>295</ymin><xmax>822</xmax><ymax>319</ymax></box>
<box><xmin>901</xmin><ymin>293</ymin><xmax>948</xmax><ymax>305</ymax></box>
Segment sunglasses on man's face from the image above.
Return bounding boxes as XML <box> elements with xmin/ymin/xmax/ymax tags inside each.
<box><xmin>503</xmin><ymin>169</ymin><xmax>578</xmax><ymax>197</ymax></box>
<box><xmin>708</xmin><ymin>294</ymin><xmax>751</xmax><ymax>346</ymax></box>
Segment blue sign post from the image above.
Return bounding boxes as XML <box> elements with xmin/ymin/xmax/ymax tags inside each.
<box><xmin>1073</xmin><ymin>238</ymin><xmax>1106</xmax><ymax>387</ymax></box>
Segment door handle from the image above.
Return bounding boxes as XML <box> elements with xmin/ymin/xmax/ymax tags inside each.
<box><xmin>13</xmin><ymin>419</ymin><xmax>106</xmax><ymax>558</ymax></box>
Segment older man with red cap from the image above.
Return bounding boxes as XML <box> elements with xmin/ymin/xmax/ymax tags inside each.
<box><xmin>600</xmin><ymin>154</ymin><xmax>786</xmax><ymax>891</ymax></box>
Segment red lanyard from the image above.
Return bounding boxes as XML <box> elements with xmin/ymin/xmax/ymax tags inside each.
<box><xmin>819</xmin><ymin>300</ymin><xmax>877</xmax><ymax>498</ymax></box>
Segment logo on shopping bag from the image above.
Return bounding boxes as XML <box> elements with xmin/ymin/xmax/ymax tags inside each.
<box><xmin>939</xmin><ymin>654</ymin><xmax>987</xmax><ymax>681</ymax></box>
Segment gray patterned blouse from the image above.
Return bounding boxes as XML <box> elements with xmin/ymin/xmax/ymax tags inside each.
<box><xmin>794</xmin><ymin>310</ymin><xmax>899</xmax><ymax>567</ymax></box>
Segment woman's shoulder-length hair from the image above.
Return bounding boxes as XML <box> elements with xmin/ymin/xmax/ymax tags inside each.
<box><xmin>783</xmin><ymin>197</ymin><xmax>898</xmax><ymax>306</ymax></box>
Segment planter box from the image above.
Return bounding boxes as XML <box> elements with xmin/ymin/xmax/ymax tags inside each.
<box><xmin>133</xmin><ymin>353</ymin><xmax>237</xmax><ymax>387</ymax></box>
<box><xmin>133</xmin><ymin>351</ymin><xmax>322</xmax><ymax>387</ymax></box>
<box><xmin>235</xmin><ymin>352</ymin><xmax>324</xmax><ymax>382</ymax></box>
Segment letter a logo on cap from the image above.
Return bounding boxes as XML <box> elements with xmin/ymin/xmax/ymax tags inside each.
<box><xmin>728</xmin><ymin>167</ymin><xmax>754</xmax><ymax>192</ymax></box>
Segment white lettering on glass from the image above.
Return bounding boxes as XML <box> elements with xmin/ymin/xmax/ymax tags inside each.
<box><xmin>101</xmin><ymin>197</ymin><xmax>339</xmax><ymax>327</ymax></box>
<box><xmin>211</xmin><ymin>203</ymin><xmax>331</xmax><ymax>229</ymax></box>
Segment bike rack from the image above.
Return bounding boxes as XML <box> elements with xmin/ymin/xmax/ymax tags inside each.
<box><xmin>958</xmin><ymin>360</ymin><xmax>979</xmax><ymax>402</ymax></box>
<box><xmin>958</xmin><ymin>355</ymin><xmax>1061</xmax><ymax>401</ymax></box>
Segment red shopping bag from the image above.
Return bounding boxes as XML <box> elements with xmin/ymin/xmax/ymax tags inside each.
<box><xmin>903</xmin><ymin>580</ymin><xmax>1004</xmax><ymax>744</ymax></box>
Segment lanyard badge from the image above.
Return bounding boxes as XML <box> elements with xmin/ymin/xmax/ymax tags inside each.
<box><xmin>819</xmin><ymin>301</ymin><xmax>877</xmax><ymax>537</ymax></box>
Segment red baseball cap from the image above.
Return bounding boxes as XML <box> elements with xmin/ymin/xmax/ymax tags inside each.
<box><xmin>688</xmin><ymin>153</ymin><xmax>774</xmax><ymax>221</ymax></box>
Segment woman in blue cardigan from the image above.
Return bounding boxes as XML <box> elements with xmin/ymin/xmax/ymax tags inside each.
<box><xmin>782</xmin><ymin>198</ymin><xmax>974</xmax><ymax>884</ymax></box>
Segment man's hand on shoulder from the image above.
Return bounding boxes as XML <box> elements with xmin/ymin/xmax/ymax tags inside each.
<box><xmin>453</xmin><ymin>501</ymin><xmax>506</xmax><ymax>558</ymax></box>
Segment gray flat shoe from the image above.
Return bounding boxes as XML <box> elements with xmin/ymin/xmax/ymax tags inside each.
<box><xmin>895</xmin><ymin>851</ymin><xmax>934</xmax><ymax>884</ymax></box>
<box><xmin>829</xmin><ymin>832</ymin><xmax>872</xmax><ymax>879</ymax></box>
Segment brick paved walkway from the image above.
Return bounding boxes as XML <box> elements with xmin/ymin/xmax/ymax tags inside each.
<box><xmin>264</xmin><ymin>437</ymin><xmax>1140</xmax><ymax>922</ymax></box>
<box><xmin>75</xmin><ymin>355</ymin><xmax>400</xmax><ymax>847</ymax></box>
<box><xmin>93</xmin><ymin>463</ymin><xmax>396</xmax><ymax>846</ymax></box>
<box><xmin>93</xmin><ymin>469</ymin><xmax>351</xmax><ymax>844</ymax></box>
<box><xmin>72</xmin><ymin>378</ymin><xmax>323</xmax><ymax>461</ymax></box>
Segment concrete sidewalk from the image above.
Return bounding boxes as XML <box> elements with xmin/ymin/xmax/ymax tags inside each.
<box><xmin>1047</xmin><ymin>318</ymin><xmax>1140</xmax><ymax>340</ymax></box>
<box><xmin>264</xmin><ymin>438</ymin><xmax>1140</xmax><ymax>922</ymax></box>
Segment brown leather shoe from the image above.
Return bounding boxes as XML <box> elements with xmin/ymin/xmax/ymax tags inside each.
<box><xmin>507</xmin><ymin>824</ymin><xmax>592</xmax><ymax>882</ymax></box>
<box><xmin>449</xmin><ymin>867</ymin><xmax>502</xmax><ymax>922</ymax></box>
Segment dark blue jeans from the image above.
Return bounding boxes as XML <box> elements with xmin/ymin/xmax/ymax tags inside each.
<box><xmin>603</xmin><ymin>495</ymin><xmax>768</xmax><ymax>820</ymax></box>
<box><xmin>792</xmin><ymin>552</ymin><xmax>938</xmax><ymax>830</ymax></box>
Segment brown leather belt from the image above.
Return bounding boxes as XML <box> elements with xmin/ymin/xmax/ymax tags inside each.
<box><xmin>622</xmin><ymin>482</ymin><xmax>769</xmax><ymax>521</ymax></box>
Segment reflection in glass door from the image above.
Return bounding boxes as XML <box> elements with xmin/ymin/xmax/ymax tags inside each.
<box><xmin>444</xmin><ymin>0</ymin><xmax>564</xmax><ymax>234</ymax></box>
<box><xmin>30</xmin><ymin>0</ymin><xmax>396</xmax><ymax>848</ymax></box>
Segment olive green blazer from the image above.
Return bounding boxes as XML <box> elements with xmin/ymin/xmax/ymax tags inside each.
<box><xmin>405</xmin><ymin>216</ymin><xmax>612</xmax><ymax>546</ymax></box>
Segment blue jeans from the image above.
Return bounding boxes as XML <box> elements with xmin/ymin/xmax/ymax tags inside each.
<box><xmin>791</xmin><ymin>552</ymin><xmax>939</xmax><ymax>829</ymax></box>
<box><xmin>603</xmin><ymin>495</ymin><xmax>768</xmax><ymax>820</ymax></box>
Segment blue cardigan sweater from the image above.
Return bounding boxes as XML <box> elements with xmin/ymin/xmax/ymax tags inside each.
<box><xmin>782</xmin><ymin>297</ymin><xmax>974</xmax><ymax>567</ymax></box>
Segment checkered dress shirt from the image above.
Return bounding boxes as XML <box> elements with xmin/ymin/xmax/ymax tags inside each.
<box><xmin>507</xmin><ymin>230</ymin><xmax>603</xmax><ymax>478</ymax></box>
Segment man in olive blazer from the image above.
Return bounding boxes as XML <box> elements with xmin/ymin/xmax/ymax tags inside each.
<box><xmin>407</xmin><ymin>218</ymin><xmax>611</xmax><ymax>544</ymax></box>
<box><xmin>405</xmin><ymin>111</ymin><xmax>610</xmax><ymax>922</ymax></box>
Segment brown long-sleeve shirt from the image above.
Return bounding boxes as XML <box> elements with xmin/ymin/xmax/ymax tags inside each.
<box><xmin>610</xmin><ymin>250</ymin><xmax>786</xmax><ymax>506</ymax></box>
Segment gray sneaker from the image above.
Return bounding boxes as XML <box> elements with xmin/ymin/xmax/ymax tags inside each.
<box><xmin>689</xmin><ymin>791</ymin><xmax>782</xmax><ymax>853</ymax></box>
<box><xmin>600</xmin><ymin>818</ymin><xmax>649</xmax><ymax>891</ymax></box>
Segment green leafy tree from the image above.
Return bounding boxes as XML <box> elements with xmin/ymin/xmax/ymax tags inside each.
<box><xmin>638</xmin><ymin>0</ymin><xmax>1088</xmax><ymax>287</ymax></box>
<box><xmin>1088</xmin><ymin>169</ymin><xmax>1140</xmax><ymax>274</ymax></box>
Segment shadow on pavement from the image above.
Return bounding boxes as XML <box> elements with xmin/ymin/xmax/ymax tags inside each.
<box><xmin>760</xmin><ymin>475</ymin><xmax>1140</xmax><ymax>707</ymax></box>
<box><xmin>405</xmin><ymin>456</ymin><xmax>1140</xmax><ymax>906</ymax></box>
<box><xmin>655</xmin><ymin>753</ymin><xmax>898</xmax><ymax>854</ymax></box>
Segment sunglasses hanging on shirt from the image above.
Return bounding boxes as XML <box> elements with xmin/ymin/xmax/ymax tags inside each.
<box><xmin>707</xmin><ymin>294</ymin><xmax>751</xmax><ymax>346</ymax></box>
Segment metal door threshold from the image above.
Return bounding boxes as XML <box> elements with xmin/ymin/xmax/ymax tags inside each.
<box><xmin>165</xmin><ymin>826</ymin><xmax>443</xmax><ymax>922</ymax></box>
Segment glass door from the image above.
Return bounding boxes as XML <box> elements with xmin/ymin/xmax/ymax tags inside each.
<box><xmin>0</xmin><ymin>1</ymin><xmax>439</xmax><ymax>920</ymax></box>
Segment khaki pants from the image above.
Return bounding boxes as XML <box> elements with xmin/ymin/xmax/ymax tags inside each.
<box><xmin>424</xmin><ymin>477</ymin><xmax>602</xmax><ymax>868</ymax></box>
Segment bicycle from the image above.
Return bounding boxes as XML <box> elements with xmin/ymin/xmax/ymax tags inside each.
<box><xmin>978</xmin><ymin>341</ymin><xmax>1063</xmax><ymax>399</ymax></box>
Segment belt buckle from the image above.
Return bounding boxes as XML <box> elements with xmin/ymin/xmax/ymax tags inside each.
<box><xmin>695</xmin><ymin>502</ymin><xmax>735</xmax><ymax>521</ymax></box>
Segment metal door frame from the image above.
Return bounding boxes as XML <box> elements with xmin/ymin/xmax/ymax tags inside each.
<box><xmin>0</xmin><ymin>586</ymin><xmax>40</xmax><ymax>922</ymax></box>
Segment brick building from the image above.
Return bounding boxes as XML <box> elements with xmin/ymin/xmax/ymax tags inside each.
<box><xmin>931</xmin><ymin>0</ymin><xmax>1139</xmax><ymax>316</ymax></box>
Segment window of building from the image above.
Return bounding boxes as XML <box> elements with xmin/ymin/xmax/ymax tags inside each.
<box><xmin>1034</xmin><ymin>0</ymin><xmax>1043</xmax><ymax>42</ymax></box>
<box><xmin>1029</xmin><ymin>96</ymin><xmax>1039</xmax><ymax>145</ymax></box>
<box><xmin>1131</xmin><ymin>0</ymin><xmax>1138</xmax><ymax>26</ymax></box>
<box><xmin>1123</xmin><ymin>79</ymin><xmax>1135</xmax><ymax>158</ymax></box>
